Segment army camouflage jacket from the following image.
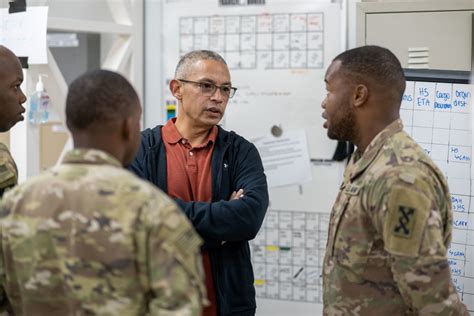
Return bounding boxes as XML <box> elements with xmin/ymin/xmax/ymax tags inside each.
<box><xmin>0</xmin><ymin>149</ymin><xmax>206</xmax><ymax>315</ymax></box>
<box><xmin>0</xmin><ymin>143</ymin><xmax>17</xmax><ymax>197</ymax></box>
<box><xmin>323</xmin><ymin>119</ymin><xmax>468</xmax><ymax>315</ymax></box>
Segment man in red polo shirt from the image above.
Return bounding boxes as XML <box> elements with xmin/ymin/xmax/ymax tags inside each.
<box><xmin>129</xmin><ymin>50</ymin><xmax>269</xmax><ymax>316</ymax></box>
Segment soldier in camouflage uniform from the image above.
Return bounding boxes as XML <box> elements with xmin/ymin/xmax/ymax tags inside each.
<box><xmin>321</xmin><ymin>45</ymin><xmax>468</xmax><ymax>315</ymax></box>
<box><xmin>0</xmin><ymin>46</ymin><xmax>27</xmax><ymax>196</ymax></box>
<box><xmin>0</xmin><ymin>70</ymin><xmax>206</xmax><ymax>315</ymax></box>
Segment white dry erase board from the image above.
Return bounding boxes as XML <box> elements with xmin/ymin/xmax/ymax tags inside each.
<box><xmin>162</xmin><ymin>0</ymin><xmax>342</xmax><ymax>160</ymax></box>
<box><xmin>400</xmin><ymin>70</ymin><xmax>474</xmax><ymax>313</ymax></box>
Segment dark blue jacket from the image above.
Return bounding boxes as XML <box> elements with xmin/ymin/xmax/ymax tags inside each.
<box><xmin>127</xmin><ymin>125</ymin><xmax>269</xmax><ymax>316</ymax></box>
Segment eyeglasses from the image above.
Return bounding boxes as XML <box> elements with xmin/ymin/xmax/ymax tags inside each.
<box><xmin>178</xmin><ymin>79</ymin><xmax>237</xmax><ymax>99</ymax></box>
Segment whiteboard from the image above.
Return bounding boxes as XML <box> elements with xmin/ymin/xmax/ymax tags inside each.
<box><xmin>401</xmin><ymin>78</ymin><xmax>474</xmax><ymax>312</ymax></box>
<box><xmin>162</xmin><ymin>0</ymin><xmax>342</xmax><ymax>160</ymax></box>
<box><xmin>0</xmin><ymin>7</ymin><xmax>48</xmax><ymax>64</ymax></box>
<box><xmin>161</xmin><ymin>1</ymin><xmax>344</xmax><ymax>315</ymax></box>
<box><xmin>252</xmin><ymin>78</ymin><xmax>474</xmax><ymax>315</ymax></box>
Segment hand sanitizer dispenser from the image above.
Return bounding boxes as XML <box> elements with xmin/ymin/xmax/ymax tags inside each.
<box><xmin>28</xmin><ymin>75</ymin><xmax>50</xmax><ymax>125</ymax></box>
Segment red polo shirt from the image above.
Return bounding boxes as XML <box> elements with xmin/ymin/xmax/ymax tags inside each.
<box><xmin>162</xmin><ymin>118</ymin><xmax>218</xmax><ymax>316</ymax></box>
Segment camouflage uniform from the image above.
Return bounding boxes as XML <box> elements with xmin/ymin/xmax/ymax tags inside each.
<box><xmin>0</xmin><ymin>143</ymin><xmax>17</xmax><ymax>196</ymax></box>
<box><xmin>323</xmin><ymin>119</ymin><xmax>468</xmax><ymax>315</ymax></box>
<box><xmin>0</xmin><ymin>148</ymin><xmax>206</xmax><ymax>315</ymax></box>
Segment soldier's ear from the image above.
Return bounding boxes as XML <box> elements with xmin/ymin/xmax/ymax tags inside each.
<box><xmin>353</xmin><ymin>84</ymin><xmax>368</xmax><ymax>108</ymax></box>
<box><xmin>121</xmin><ymin>117</ymin><xmax>133</xmax><ymax>141</ymax></box>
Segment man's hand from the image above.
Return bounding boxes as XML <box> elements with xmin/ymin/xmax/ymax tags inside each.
<box><xmin>229</xmin><ymin>189</ymin><xmax>244</xmax><ymax>200</ymax></box>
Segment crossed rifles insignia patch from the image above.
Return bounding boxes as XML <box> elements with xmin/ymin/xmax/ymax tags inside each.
<box><xmin>393</xmin><ymin>206</ymin><xmax>416</xmax><ymax>238</ymax></box>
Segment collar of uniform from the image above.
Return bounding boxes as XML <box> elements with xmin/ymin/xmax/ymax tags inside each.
<box><xmin>348</xmin><ymin>119</ymin><xmax>403</xmax><ymax>181</ymax></box>
<box><xmin>0</xmin><ymin>142</ymin><xmax>9</xmax><ymax>153</ymax></box>
<box><xmin>0</xmin><ymin>142</ymin><xmax>17</xmax><ymax>174</ymax></box>
<box><xmin>62</xmin><ymin>148</ymin><xmax>122</xmax><ymax>168</ymax></box>
<box><xmin>162</xmin><ymin>117</ymin><xmax>218</xmax><ymax>148</ymax></box>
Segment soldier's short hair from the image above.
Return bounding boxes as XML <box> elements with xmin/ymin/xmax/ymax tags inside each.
<box><xmin>175</xmin><ymin>50</ymin><xmax>227</xmax><ymax>79</ymax></box>
<box><xmin>334</xmin><ymin>45</ymin><xmax>406</xmax><ymax>102</ymax></box>
<box><xmin>66</xmin><ymin>69</ymin><xmax>139</xmax><ymax>130</ymax></box>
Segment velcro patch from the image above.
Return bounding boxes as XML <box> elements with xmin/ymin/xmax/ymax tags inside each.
<box><xmin>164</xmin><ymin>211</ymin><xmax>202</xmax><ymax>256</ymax></box>
<box><xmin>393</xmin><ymin>206</ymin><xmax>416</xmax><ymax>238</ymax></box>
<box><xmin>384</xmin><ymin>185</ymin><xmax>430</xmax><ymax>257</ymax></box>
<box><xmin>345</xmin><ymin>183</ymin><xmax>361</xmax><ymax>196</ymax></box>
<box><xmin>174</xmin><ymin>227</ymin><xmax>202</xmax><ymax>256</ymax></box>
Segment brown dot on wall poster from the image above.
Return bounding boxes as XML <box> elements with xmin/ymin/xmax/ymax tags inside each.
<box><xmin>271</xmin><ymin>125</ymin><xmax>283</xmax><ymax>137</ymax></box>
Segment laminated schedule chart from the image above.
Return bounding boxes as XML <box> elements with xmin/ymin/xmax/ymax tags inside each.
<box><xmin>400</xmin><ymin>80</ymin><xmax>474</xmax><ymax>311</ymax></box>
<box><xmin>250</xmin><ymin>210</ymin><xmax>329</xmax><ymax>303</ymax></box>
<box><xmin>179</xmin><ymin>12</ymin><xmax>325</xmax><ymax>69</ymax></box>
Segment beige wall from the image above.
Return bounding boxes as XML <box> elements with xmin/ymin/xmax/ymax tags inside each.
<box><xmin>40</xmin><ymin>122</ymin><xmax>68</xmax><ymax>171</ymax></box>
<box><xmin>0</xmin><ymin>123</ymin><xmax>67</xmax><ymax>171</ymax></box>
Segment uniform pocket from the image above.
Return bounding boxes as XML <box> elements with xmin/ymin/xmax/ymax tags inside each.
<box><xmin>332</xmin><ymin>194</ymin><xmax>374</xmax><ymax>276</ymax></box>
<box><xmin>328</xmin><ymin>198</ymin><xmax>350</xmax><ymax>257</ymax></box>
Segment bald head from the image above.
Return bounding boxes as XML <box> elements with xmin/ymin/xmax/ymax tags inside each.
<box><xmin>0</xmin><ymin>45</ymin><xmax>16</xmax><ymax>59</ymax></box>
<box><xmin>0</xmin><ymin>45</ymin><xmax>26</xmax><ymax>132</ymax></box>
<box><xmin>0</xmin><ymin>45</ymin><xmax>21</xmax><ymax>74</ymax></box>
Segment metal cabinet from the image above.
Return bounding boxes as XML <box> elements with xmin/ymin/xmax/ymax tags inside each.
<box><xmin>357</xmin><ymin>1</ymin><xmax>473</xmax><ymax>71</ymax></box>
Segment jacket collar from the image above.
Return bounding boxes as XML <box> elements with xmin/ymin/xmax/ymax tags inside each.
<box><xmin>62</xmin><ymin>148</ymin><xmax>122</xmax><ymax>168</ymax></box>
<box><xmin>348</xmin><ymin>119</ymin><xmax>403</xmax><ymax>181</ymax></box>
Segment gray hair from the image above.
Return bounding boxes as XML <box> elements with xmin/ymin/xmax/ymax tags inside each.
<box><xmin>175</xmin><ymin>50</ymin><xmax>227</xmax><ymax>79</ymax></box>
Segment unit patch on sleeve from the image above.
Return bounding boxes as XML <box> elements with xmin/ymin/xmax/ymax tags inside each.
<box><xmin>383</xmin><ymin>185</ymin><xmax>431</xmax><ymax>257</ymax></box>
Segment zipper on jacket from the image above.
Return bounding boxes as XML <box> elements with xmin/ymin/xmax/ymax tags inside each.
<box><xmin>211</xmin><ymin>132</ymin><xmax>232</xmax><ymax>315</ymax></box>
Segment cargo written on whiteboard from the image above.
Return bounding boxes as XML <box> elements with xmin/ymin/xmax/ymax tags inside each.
<box><xmin>219</xmin><ymin>0</ymin><xmax>265</xmax><ymax>6</ymax></box>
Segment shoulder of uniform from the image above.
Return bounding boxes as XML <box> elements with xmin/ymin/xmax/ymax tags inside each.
<box><xmin>364</xmin><ymin>164</ymin><xmax>434</xmax><ymax>204</ymax></box>
<box><xmin>0</xmin><ymin>143</ymin><xmax>12</xmax><ymax>156</ymax></box>
<box><xmin>381</xmin><ymin>164</ymin><xmax>432</xmax><ymax>187</ymax></box>
<box><xmin>379</xmin><ymin>129</ymin><xmax>421</xmax><ymax>160</ymax></box>
<box><xmin>1</xmin><ymin>183</ymin><xmax>20</xmax><ymax>202</ymax></box>
<box><xmin>138</xmin><ymin>181</ymin><xmax>178</xmax><ymax>217</ymax></box>
<box><xmin>0</xmin><ymin>146</ymin><xmax>17</xmax><ymax>187</ymax></box>
<box><xmin>394</xmin><ymin>158</ymin><xmax>445</xmax><ymax>188</ymax></box>
<box><xmin>107</xmin><ymin>171</ymin><xmax>172</xmax><ymax>211</ymax></box>
<box><xmin>1</xmin><ymin>169</ymin><xmax>56</xmax><ymax>200</ymax></box>
<box><xmin>126</xmin><ymin>172</ymin><xmax>163</xmax><ymax>197</ymax></box>
<box><xmin>139</xmin><ymin>192</ymin><xmax>201</xmax><ymax>251</ymax></box>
